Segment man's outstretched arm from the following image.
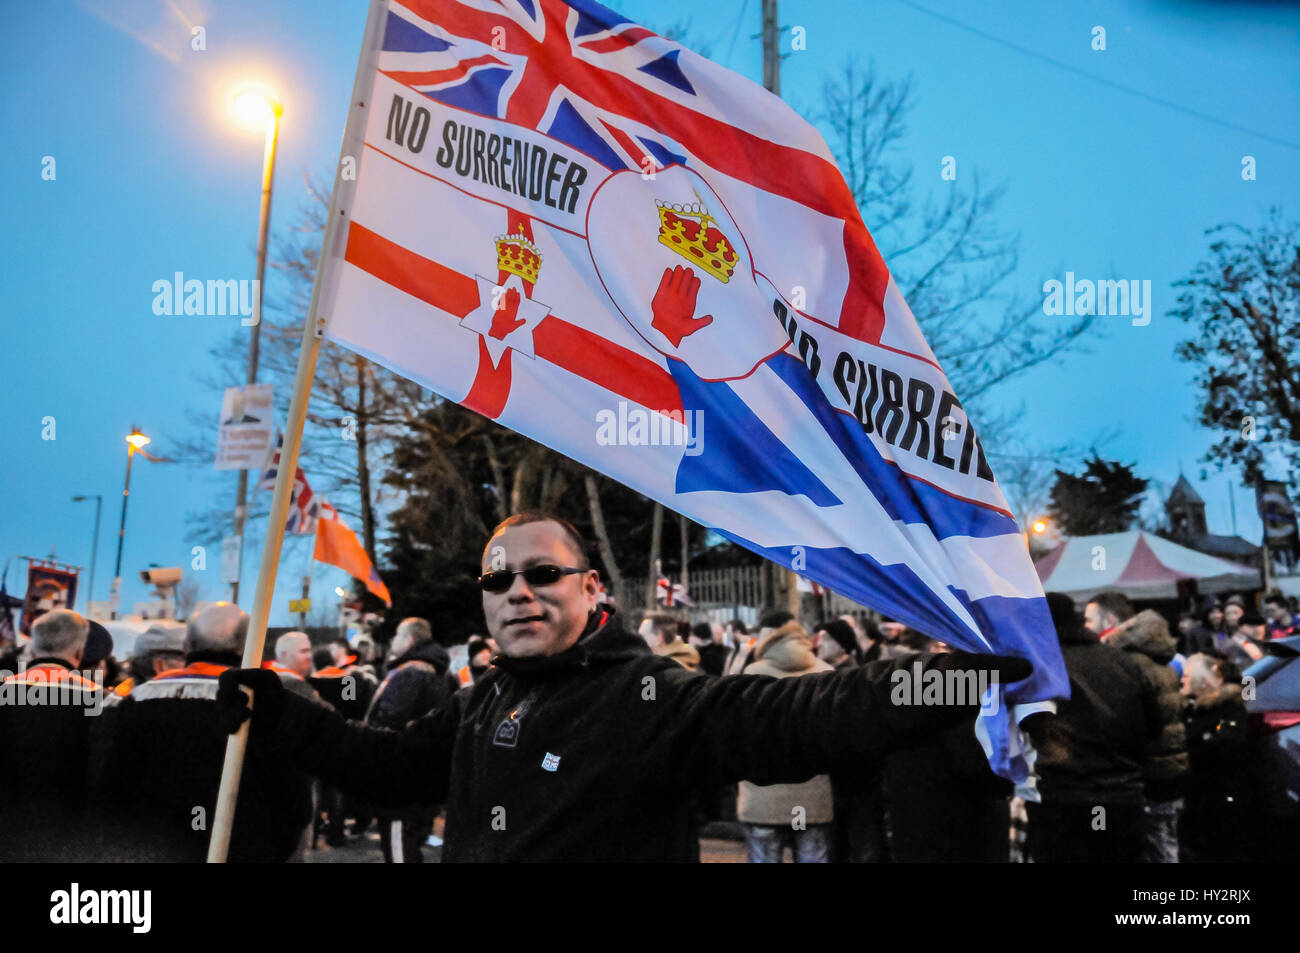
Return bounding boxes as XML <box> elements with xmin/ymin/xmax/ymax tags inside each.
<box><xmin>646</xmin><ymin>650</ymin><xmax>1032</xmax><ymax>791</ymax></box>
<box><xmin>219</xmin><ymin>669</ymin><xmax>458</xmax><ymax>808</ymax></box>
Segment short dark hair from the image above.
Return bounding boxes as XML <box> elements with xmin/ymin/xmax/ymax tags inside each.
<box><xmin>1087</xmin><ymin>591</ymin><xmax>1134</xmax><ymax>623</ymax></box>
<box><xmin>758</xmin><ymin>610</ymin><xmax>795</xmax><ymax>630</ymax></box>
<box><xmin>727</xmin><ymin>618</ymin><xmax>748</xmax><ymax>636</ymax></box>
<box><xmin>1263</xmin><ymin>592</ymin><xmax>1286</xmax><ymax>608</ymax></box>
<box><xmin>644</xmin><ymin>613</ymin><xmax>678</xmax><ymax>642</ymax></box>
<box><xmin>690</xmin><ymin>622</ymin><xmax>713</xmax><ymax>642</ymax></box>
<box><xmin>816</xmin><ymin>619</ymin><xmax>857</xmax><ymax>658</ymax></box>
<box><xmin>483</xmin><ymin>511</ymin><xmax>590</xmax><ymax>570</ymax></box>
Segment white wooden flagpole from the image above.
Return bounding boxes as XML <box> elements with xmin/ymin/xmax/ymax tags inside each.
<box><xmin>207</xmin><ymin>0</ymin><xmax>391</xmax><ymax>863</ymax></box>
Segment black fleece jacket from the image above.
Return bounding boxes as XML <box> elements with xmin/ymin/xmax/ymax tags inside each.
<box><xmin>272</xmin><ymin>613</ymin><xmax>1025</xmax><ymax>862</ymax></box>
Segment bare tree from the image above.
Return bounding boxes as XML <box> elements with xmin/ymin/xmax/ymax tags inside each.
<box><xmin>819</xmin><ymin>62</ymin><xmax>1096</xmax><ymax>411</ymax></box>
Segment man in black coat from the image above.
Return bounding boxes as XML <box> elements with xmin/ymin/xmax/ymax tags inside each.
<box><xmin>92</xmin><ymin>603</ymin><xmax>314</xmax><ymax>862</ymax></box>
<box><xmin>1023</xmin><ymin>592</ymin><xmax>1157</xmax><ymax>863</ymax></box>
<box><xmin>367</xmin><ymin>616</ymin><xmax>455</xmax><ymax>862</ymax></box>
<box><xmin>0</xmin><ymin>609</ymin><xmax>104</xmax><ymax>861</ymax></box>
<box><xmin>220</xmin><ymin>512</ymin><xmax>1033</xmax><ymax>863</ymax></box>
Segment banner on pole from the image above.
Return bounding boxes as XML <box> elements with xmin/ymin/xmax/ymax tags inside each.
<box><xmin>215</xmin><ymin>384</ymin><xmax>274</xmax><ymax>470</ymax></box>
<box><xmin>21</xmin><ymin>563</ymin><xmax>79</xmax><ymax>635</ymax></box>
<box><xmin>314</xmin><ymin>0</ymin><xmax>1068</xmax><ymax>777</ymax></box>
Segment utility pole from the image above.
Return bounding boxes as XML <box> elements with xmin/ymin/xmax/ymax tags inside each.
<box><xmin>230</xmin><ymin>95</ymin><xmax>282</xmax><ymax>606</ymax></box>
<box><xmin>761</xmin><ymin>0</ymin><xmax>781</xmax><ymax>96</ymax></box>
<box><xmin>759</xmin><ymin>0</ymin><xmax>801</xmax><ymax>618</ymax></box>
<box><xmin>299</xmin><ymin>574</ymin><xmax>310</xmax><ymax>630</ymax></box>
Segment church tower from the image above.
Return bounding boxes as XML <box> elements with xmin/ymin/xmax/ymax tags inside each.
<box><xmin>1166</xmin><ymin>474</ymin><xmax>1208</xmax><ymax>539</ymax></box>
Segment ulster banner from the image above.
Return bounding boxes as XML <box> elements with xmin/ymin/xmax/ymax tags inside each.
<box><xmin>318</xmin><ymin>0</ymin><xmax>1068</xmax><ymax>776</ymax></box>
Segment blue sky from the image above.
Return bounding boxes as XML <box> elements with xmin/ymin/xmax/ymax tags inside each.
<box><xmin>1</xmin><ymin>0</ymin><xmax>1297</xmax><ymax>622</ymax></box>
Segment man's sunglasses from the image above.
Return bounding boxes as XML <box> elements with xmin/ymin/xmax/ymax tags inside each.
<box><xmin>477</xmin><ymin>564</ymin><xmax>587</xmax><ymax>593</ymax></box>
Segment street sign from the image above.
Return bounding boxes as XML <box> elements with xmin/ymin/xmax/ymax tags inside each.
<box><xmin>289</xmin><ymin>598</ymin><xmax>311</xmax><ymax>614</ymax></box>
<box><xmin>215</xmin><ymin>383</ymin><xmax>274</xmax><ymax>470</ymax></box>
<box><xmin>221</xmin><ymin>536</ymin><xmax>242</xmax><ymax>584</ymax></box>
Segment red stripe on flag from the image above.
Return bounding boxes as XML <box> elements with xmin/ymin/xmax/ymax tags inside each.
<box><xmin>380</xmin><ymin>52</ymin><xmax>504</xmax><ymax>86</ymax></box>
<box><xmin>462</xmin><ymin>337</ymin><xmax>514</xmax><ymax>419</ymax></box>
<box><xmin>578</xmin><ymin>26</ymin><xmax>656</xmax><ymax>54</ymax></box>
<box><xmin>600</xmin><ymin>118</ymin><xmax>650</xmax><ymax>167</ymax></box>
<box><xmin>533</xmin><ymin>316</ymin><xmax>682</xmax><ymax>416</ymax></box>
<box><xmin>344</xmin><ymin>221</ymin><xmax>479</xmax><ymax>316</ymax></box>
<box><xmin>342</xmin><ymin>220</ymin><xmax>682</xmax><ymax>417</ymax></box>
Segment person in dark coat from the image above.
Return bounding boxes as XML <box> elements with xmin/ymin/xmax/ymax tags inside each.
<box><xmin>366</xmin><ymin>616</ymin><xmax>455</xmax><ymax>862</ymax></box>
<box><xmin>1023</xmin><ymin>592</ymin><xmax>1156</xmax><ymax>863</ymax></box>
<box><xmin>0</xmin><ymin>609</ymin><xmax>104</xmax><ymax>861</ymax></box>
<box><xmin>1179</xmin><ymin>654</ymin><xmax>1257</xmax><ymax>862</ymax></box>
<box><xmin>880</xmin><ymin>634</ymin><xmax>1014</xmax><ymax>862</ymax></box>
<box><xmin>90</xmin><ymin>603</ymin><xmax>315</xmax><ymax>862</ymax></box>
<box><xmin>1102</xmin><ymin>609</ymin><xmax>1189</xmax><ymax>862</ymax></box>
<box><xmin>689</xmin><ymin>622</ymin><xmax>727</xmax><ymax>677</ymax></box>
<box><xmin>218</xmin><ymin>512</ymin><xmax>1032</xmax><ymax>863</ymax></box>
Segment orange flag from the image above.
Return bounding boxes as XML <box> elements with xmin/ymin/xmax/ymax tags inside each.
<box><xmin>314</xmin><ymin>501</ymin><xmax>392</xmax><ymax>605</ymax></box>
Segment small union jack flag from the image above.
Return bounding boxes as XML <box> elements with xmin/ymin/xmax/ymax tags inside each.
<box><xmin>257</xmin><ymin>433</ymin><xmax>322</xmax><ymax>535</ymax></box>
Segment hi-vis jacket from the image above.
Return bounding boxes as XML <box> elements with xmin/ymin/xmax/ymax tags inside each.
<box><xmin>272</xmin><ymin>612</ymin><xmax>1017</xmax><ymax>862</ymax></box>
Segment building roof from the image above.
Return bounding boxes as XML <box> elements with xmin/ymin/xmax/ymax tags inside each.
<box><xmin>1189</xmin><ymin>533</ymin><xmax>1260</xmax><ymax>561</ymax></box>
<box><xmin>1167</xmin><ymin>474</ymin><xmax>1205</xmax><ymax>507</ymax></box>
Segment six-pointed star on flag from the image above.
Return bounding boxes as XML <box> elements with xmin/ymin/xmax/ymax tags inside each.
<box><xmin>461</xmin><ymin>274</ymin><xmax>553</xmax><ymax>367</ymax></box>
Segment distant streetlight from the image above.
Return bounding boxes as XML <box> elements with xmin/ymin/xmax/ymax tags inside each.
<box><xmin>227</xmin><ymin>82</ymin><xmax>283</xmax><ymax>606</ymax></box>
<box><xmin>71</xmin><ymin>494</ymin><xmax>103</xmax><ymax>614</ymax></box>
<box><xmin>111</xmin><ymin>426</ymin><xmax>154</xmax><ymax>620</ymax></box>
<box><xmin>1032</xmin><ymin>519</ymin><xmax>1048</xmax><ymax>535</ymax></box>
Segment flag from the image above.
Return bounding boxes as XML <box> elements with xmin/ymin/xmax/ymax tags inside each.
<box><xmin>258</xmin><ymin>433</ymin><xmax>322</xmax><ymax>535</ymax></box>
<box><xmin>260</xmin><ymin>435</ymin><xmax>392</xmax><ymax>603</ymax></box>
<box><xmin>314</xmin><ymin>500</ymin><xmax>393</xmax><ymax>605</ymax></box>
<box><xmin>317</xmin><ymin>0</ymin><xmax>1068</xmax><ymax>777</ymax></box>
<box><xmin>656</xmin><ymin>575</ymin><xmax>692</xmax><ymax>607</ymax></box>
<box><xmin>1256</xmin><ymin>480</ymin><xmax>1298</xmax><ymax>548</ymax></box>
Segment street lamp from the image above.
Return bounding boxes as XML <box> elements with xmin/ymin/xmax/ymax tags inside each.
<box><xmin>1031</xmin><ymin>519</ymin><xmax>1048</xmax><ymax>535</ymax></box>
<box><xmin>228</xmin><ymin>82</ymin><xmax>283</xmax><ymax>606</ymax></box>
<box><xmin>71</xmin><ymin>494</ymin><xmax>103</xmax><ymax>614</ymax></box>
<box><xmin>111</xmin><ymin>426</ymin><xmax>151</xmax><ymax>620</ymax></box>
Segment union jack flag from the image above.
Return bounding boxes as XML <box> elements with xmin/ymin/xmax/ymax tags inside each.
<box><xmin>257</xmin><ymin>433</ymin><xmax>322</xmax><ymax>536</ymax></box>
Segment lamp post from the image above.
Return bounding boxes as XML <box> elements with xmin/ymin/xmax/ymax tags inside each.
<box><xmin>111</xmin><ymin>427</ymin><xmax>151</xmax><ymax>620</ymax></box>
<box><xmin>71</xmin><ymin>494</ymin><xmax>103</xmax><ymax>614</ymax></box>
<box><xmin>229</xmin><ymin>84</ymin><xmax>283</xmax><ymax>606</ymax></box>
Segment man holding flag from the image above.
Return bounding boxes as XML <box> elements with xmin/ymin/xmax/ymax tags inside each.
<box><xmin>209</xmin><ymin>0</ymin><xmax>1067</xmax><ymax>860</ymax></box>
<box><xmin>220</xmin><ymin>511</ymin><xmax>1032</xmax><ymax>862</ymax></box>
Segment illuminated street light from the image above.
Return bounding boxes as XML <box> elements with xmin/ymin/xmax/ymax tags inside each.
<box><xmin>1032</xmin><ymin>519</ymin><xmax>1048</xmax><ymax>534</ymax></box>
<box><xmin>230</xmin><ymin>85</ymin><xmax>282</xmax><ymax>128</ymax></box>
<box><xmin>226</xmin><ymin>81</ymin><xmax>283</xmax><ymax>604</ymax></box>
<box><xmin>112</xmin><ymin>425</ymin><xmax>154</xmax><ymax>619</ymax></box>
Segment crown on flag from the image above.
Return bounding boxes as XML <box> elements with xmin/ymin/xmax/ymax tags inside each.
<box><xmin>656</xmin><ymin>192</ymin><xmax>737</xmax><ymax>284</ymax></box>
<box><xmin>495</xmin><ymin>225</ymin><xmax>542</xmax><ymax>285</ymax></box>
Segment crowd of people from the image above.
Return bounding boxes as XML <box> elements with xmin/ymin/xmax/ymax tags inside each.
<box><xmin>0</xmin><ymin>509</ymin><xmax>1293</xmax><ymax>863</ymax></box>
